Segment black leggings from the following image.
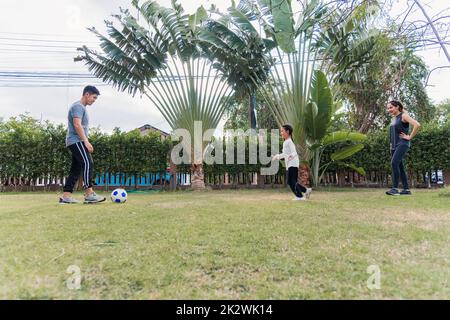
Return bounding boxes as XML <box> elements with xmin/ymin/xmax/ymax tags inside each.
<box><xmin>391</xmin><ymin>144</ymin><xmax>410</xmax><ymax>189</ymax></box>
<box><xmin>287</xmin><ymin>167</ymin><xmax>307</xmax><ymax>198</ymax></box>
<box><xmin>63</xmin><ymin>142</ymin><xmax>94</xmax><ymax>193</ymax></box>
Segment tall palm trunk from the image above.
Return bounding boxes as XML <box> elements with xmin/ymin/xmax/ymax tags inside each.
<box><xmin>311</xmin><ymin>148</ymin><xmax>321</xmax><ymax>187</ymax></box>
<box><xmin>191</xmin><ymin>163</ymin><xmax>206</xmax><ymax>191</ymax></box>
<box><xmin>249</xmin><ymin>92</ymin><xmax>261</xmax><ymax>187</ymax></box>
<box><xmin>299</xmin><ymin>163</ymin><xmax>311</xmax><ymax>187</ymax></box>
<box><xmin>249</xmin><ymin>93</ymin><xmax>257</xmax><ymax>129</ymax></box>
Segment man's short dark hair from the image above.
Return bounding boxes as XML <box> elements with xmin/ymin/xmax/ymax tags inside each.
<box><xmin>83</xmin><ymin>86</ymin><xmax>100</xmax><ymax>96</ymax></box>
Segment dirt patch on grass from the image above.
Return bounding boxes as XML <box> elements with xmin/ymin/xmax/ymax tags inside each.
<box><xmin>216</xmin><ymin>192</ymin><xmax>292</xmax><ymax>202</ymax></box>
<box><xmin>148</xmin><ymin>201</ymin><xmax>198</xmax><ymax>209</ymax></box>
<box><xmin>184</xmin><ymin>263</ymin><xmax>264</xmax><ymax>298</ymax></box>
<box><xmin>82</xmin><ymin>265</ymin><xmax>110</xmax><ymax>296</ymax></box>
<box><xmin>341</xmin><ymin>207</ymin><xmax>450</xmax><ymax>231</ymax></box>
<box><xmin>379</xmin><ymin>210</ymin><xmax>450</xmax><ymax>231</ymax></box>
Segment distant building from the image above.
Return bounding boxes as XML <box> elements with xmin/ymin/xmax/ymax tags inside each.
<box><xmin>138</xmin><ymin>124</ymin><xmax>170</xmax><ymax>140</ymax></box>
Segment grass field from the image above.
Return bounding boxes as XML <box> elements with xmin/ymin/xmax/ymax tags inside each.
<box><xmin>0</xmin><ymin>188</ymin><xmax>449</xmax><ymax>300</ymax></box>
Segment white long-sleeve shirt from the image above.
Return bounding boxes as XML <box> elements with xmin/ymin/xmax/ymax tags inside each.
<box><xmin>278</xmin><ymin>138</ymin><xmax>299</xmax><ymax>168</ymax></box>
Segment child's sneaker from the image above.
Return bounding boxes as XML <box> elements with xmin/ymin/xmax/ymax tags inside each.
<box><xmin>305</xmin><ymin>188</ymin><xmax>312</xmax><ymax>199</ymax></box>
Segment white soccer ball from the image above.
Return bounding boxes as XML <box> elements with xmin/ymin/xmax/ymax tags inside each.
<box><xmin>111</xmin><ymin>188</ymin><xmax>128</xmax><ymax>204</ymax></box>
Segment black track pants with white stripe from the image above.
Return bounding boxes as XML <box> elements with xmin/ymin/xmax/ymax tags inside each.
<box><xmin>63</xmin><ymin>141</ymin><xmax>94</xmax><ymax>193</ymax></box>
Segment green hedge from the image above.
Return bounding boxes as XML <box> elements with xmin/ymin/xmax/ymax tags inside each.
<box><xmin>0</xmin><ymin>118</ymin><xmax>282</xmax><ymax>185</ymax></box>
<box><xmin>321</xmin><ymin>123</ymin><xmax>450</xmax><ymax>173</ymax></box>
<box><xmin>0</xmin><ymin>117</ymin><xmax>171</xmax><ymax>184</ymax></box>
<box><xmin>177</xmin><ymin>135</ymin><xmax>286</xmax><ymax>177</ymax></box>
<box><xmin>1</xmin><ymin>116</ymin><xmax>448</xmax><ymax>186</ymax></box>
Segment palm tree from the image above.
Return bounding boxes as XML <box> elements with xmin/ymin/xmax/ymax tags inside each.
<box><xmin>197</xmin><ymin>1</ymin><xmax>275</xmax><ymax>130</ymax></box>
<box><xmin>75</xmin><ymin>0</ymin><xmax>235</xmax><ymax>190</ymax></box>
<box><xmin>232</xmin><ymin>0</ymin><xmax>328</xmax><ymax>186</ymax></box>
<box><xmin>305</xmin><ymin>71</ymin><xmax>367</xmax><ymax>187</ymax></box>
<box><xmin>235</xmin><ymin>0</ymin><xmax>371</xmax><ymax>186</ymax></box>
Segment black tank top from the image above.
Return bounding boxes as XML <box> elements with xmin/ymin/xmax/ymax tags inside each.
<box><xmin>390</xmin><ymin>112</ymin><xmax>410</xmax><ymax>150</ymax></box>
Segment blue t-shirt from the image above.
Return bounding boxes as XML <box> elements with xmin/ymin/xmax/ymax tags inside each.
<box><xmin>66</xmin><ymin>101</ymin><xmax>89</xmax><ymax>147</ymax></box>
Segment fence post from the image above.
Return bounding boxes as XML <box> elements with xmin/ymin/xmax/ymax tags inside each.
<box><xmin>338</xmin><ymin>171</ymin><xmax>346</xmax><ymax>187</ymax></box>
<box><xmin>444</xmin><ymin>171</ymin><xmax>450</xmax><ymax>187</ymax></box>
<box><xmin>169</xmin><ymin>160</ymin><xmax>177</xmax><ymax>192</ymax></box>
<box><xmin>224</xmin><ymin>173</ymin><xmax>230</xmax><ymax>186</ymax></box>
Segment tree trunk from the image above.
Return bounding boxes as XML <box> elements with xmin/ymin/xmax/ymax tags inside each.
<box><xmin>191</xmin><ymin>163</ymin><xmax>205</xmax><ymax>191</ymax></box>
<box><xmin>298</xmin><ymin>163</ymin><xmax>311</xmax><ymax>187</ymax></box>
<box><xmin>338</xmin><ymin>171</ymin><xmax>346</xmax><ymax>187</ymax></box>
<box><xmin>358</xmin><ymin>110</ymin><xmax>377</xmax><ymax>134</ymax></box>
<box><xmin>257</xmin><ymin>173</ymin><xmax>264</xmax><ymax>188</ymax></box>
<box><xmin>444</xmin><ymin>171</ymin><xmax>450</xmax><ymax>187</ymax></box>
<box><xmin>249</xmin><ymin>93</ymin><xmax>257</xmax><ymax>129</ymax></box>
<box><xmin>428</xmin><ymin>170</ymin><xmax>432</xmax><ymax>188</ymax></box>
<box><xmin>224</xmin><ymin>173</ymin><xmax>230</xmax><ymax>185</ymax></box>
<box><xmin>170</xmin><ymin>160</ymin><xmax>177</xmax><ymax>191</ymax></box>
<box><xmin>312</xmin><ymin>148</ymin><xmax>321</xmax><ymax>187</ymax></box>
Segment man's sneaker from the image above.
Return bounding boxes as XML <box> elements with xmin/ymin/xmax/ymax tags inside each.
<box><xmin>293</xmin><ymin>197</ymin><xmax>306</xmax><ymax>201</ymax></box>
<box><xmin>59</xmin><ymin>197</ymin><xmax>79</xmax><ymax>204</ymax></box>
<box><xmin>305</xmin><ymin>188</ymin><xmax>313</xmax><ymax>199</ymax></box>
<box><xmin>84</xmin><ymin>193</ymin><xmax>106</xmax><ymax>204</ymax></box>
<box><xmin>386</xmin><ymin>188</ymin><xmax>400</xmax><ymax>196</ymax></box>
<box><xmin>400</xmin><ymin>189</ymin><xmax>412</xmax><ymax>195</ymax></box>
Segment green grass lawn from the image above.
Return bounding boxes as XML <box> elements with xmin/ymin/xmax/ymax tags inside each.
<box><xmin>0</xmin><ymin>188</ymin><xmax>449</xmax><ymax>300</ymax></box>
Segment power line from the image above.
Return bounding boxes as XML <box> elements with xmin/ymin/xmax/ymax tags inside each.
<box><xmin>0</xmin><ymin>71</ymin><xmax>96</xmax><ymax>78</ymax></box>
<box><xmin>0</xmin><ymin>49</ymin><xmax>78</xmax><ymax>54</ymax></box>
<box><xmin>0</xmin><ymin>31</ymin><xmax>95</xmax><ymax>39</ymax></box>
<box><xmin>0</xmin><ymin>37</ymin><xmax>98</xmax><ymax>44</ymax></box>
<box><xmin>0</xmin><ymin>43</ymin><xmax>93</xmax><ymax>49</ymax></box>
<box><xmin>0</xmin><ymin>84</ymin><xmax>109</xmax><ymax>88</ymax></box>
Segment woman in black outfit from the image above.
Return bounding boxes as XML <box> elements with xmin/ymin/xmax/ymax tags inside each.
<box><xmin>386</xmin><ymin>100</ymin><xmax>421</xmax><ymax>196</ymax></box>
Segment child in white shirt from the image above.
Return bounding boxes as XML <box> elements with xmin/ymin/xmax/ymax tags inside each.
<box><xmin>273</xmin><ymin>124</ymin><xmax>312</xmax><ymax>201</ymax></box>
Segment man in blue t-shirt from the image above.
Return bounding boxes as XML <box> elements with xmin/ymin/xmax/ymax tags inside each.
<box><xmin>60</xmin><ymin>86</ymin><xmax>106</xmax><ymax>204</ymax></box>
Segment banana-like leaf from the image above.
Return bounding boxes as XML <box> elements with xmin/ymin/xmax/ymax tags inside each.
<box><xmin>306</xmin><ymin>102</ymin><xmax>319</xmax><ymax>119</ymax></box>
<box><xmin>331</xmin><ymin>143</ymin><xmax>364</xmax><ymax>161</ymax></box>
<box><xmin>189</xmin><ymin>6</ymin><xmax>207</xmax><ymax>32</ymax></box>
<box><xmin>197</xmin><ymin>4</ymin><xmax>273</xmax><ymax>100</ymax></box>
<box><xmin>304</xmin><ymin>70</ymin><xmax>333</xmax><ymax>142</ymax></box>
<box><xmin>337</xmin><ymin>162</ymin><xmax>366</xmax><ymax>176</ymax></box>
<box><xmin>322</xmin><ymin>131</ymin><xmax>367</xmax><ymax>146</ymax></box>
<box><xmin>228</xmin><ymin>5</ymin><xmax>258</xmax><ymax>35</ymax></box>
<box><xmin>332</xmin><ymin>100</ymin><xmax>344</xmax><ymax>114</ymax></box>
<box><xmin>259</xmin><ymin>0</ymin><xmax>295</xmax><ymax>53</ymax></box>
<box><xmin>77</xmin><ymin>0</ymin><xmax>233</xmax><ymax>143</ymax></box>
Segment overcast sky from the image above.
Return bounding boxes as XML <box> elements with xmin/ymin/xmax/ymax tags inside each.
<box><xmin>0</xmin><ymin>0</ymin><xmax>449</xmax><ymax>134</ymax></box>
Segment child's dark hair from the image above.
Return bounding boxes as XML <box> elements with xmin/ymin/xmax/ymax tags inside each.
<box><xmin>389</xmin><ymin>100</ymin><xmax>404</xmax><ymax>112</ymax></box>
<box><xmin>282</xmin><ymin>124</ymin><xmax>293</xmax><ymax>136</ymax></box>
<box><xmin>83</xmin><ymin>85</ymin><xmax>100</xmax><ymax>96</ymax></box>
